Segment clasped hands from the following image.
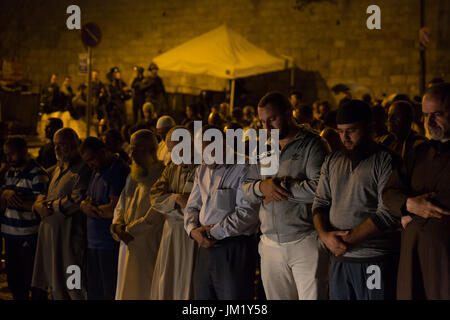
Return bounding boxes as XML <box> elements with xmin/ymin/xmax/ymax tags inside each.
<box><xmin>175</xmin><ymin>194</ymin><xmax>190</xmax><ymax>210</ymax></box>
<box><xmin>259</xmin><ymin>177</ymin><xmax>292</xmax><ymax>204</ymax></box>
<box><xmin>191</xmin><ymin>225</ymin><xmax>216</xmax><ymax>249</ymax></box>
<box><xmin>80</xmin><ymin>196</ymin><xmax>104</xmax><ymax>218</ymax></box>
<box><xmin>319</xmin><ymin>229</ymin><xmax>355</xmax><ymax>257</ymax></box>
<box><xmin>113</xmin><ymin>224</ymin><xmax>134</xmax><ymax>245</ymax></box>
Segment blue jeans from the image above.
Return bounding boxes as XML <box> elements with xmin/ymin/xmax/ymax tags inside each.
<box><xmin>329</xmin><ymin>255</ymin><xmax>399</xmax><ymax>300</ymax></box>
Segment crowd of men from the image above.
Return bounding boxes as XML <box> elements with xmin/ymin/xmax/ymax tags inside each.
<box><xmin>0</xmin><ymin>76</ymin><xmax>449</xmax><ymax>300</ymax></box>
<box><xmin>39</xmin><ymin>63</ymin><xmax>169</xmax><ymax>131</ymax></box>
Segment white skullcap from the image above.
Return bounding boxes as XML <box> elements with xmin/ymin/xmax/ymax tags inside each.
<box><xmin>156</xmin><ymin>115</ymin><xmax>176</xmax><ymax>129</ymax></box>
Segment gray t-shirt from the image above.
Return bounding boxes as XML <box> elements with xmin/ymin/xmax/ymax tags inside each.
<box><xmin>312</xmin><ymin>144</ymin><xmax>400</xmax><ymax>259</ymax></box>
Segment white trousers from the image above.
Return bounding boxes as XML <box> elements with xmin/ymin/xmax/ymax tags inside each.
<box><xmin>259</xmin><ymin>232</ymin><xmax>329</xmax><ymax>300</ymax></box>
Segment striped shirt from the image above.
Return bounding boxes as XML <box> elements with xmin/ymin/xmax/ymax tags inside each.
<box><xmin>1</xmin><ymin>159</ymin><xmax>49</xmax><ymax>240</ymax></box>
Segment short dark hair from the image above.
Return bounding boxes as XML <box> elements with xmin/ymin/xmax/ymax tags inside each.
<box><xmin>393</xmin><ymin>94</ymin><xmax>411</xmax><ymax>103</ymax></box>
<box><xmin>427</xmin><ymin>77</ymin><xmax>445</xmax><ymax>88</ymax></box>
<box><xmin>424</xmin><ymin>82</ymin><xmax>450</xmax><ymax>110</ymax></box>
<box><xmin>296</xmin><ymin>104</ymin><xmax>314</xmax><ymax>118</ymax></box>
<box><xmin>372</xmin><ymin>105</ymin><xmax>387</xmax><ymax>122</ymax></box>
<box><xmin>390</xmin><ymin>101</ymin><xmax>413</xmax><ymax>120</ymax></box>
<box><xmin>187</xmin><ymin>103</ymin><xmax>200</xmax><ymax>115</ymax></box>
<box><xmin>362</xmin><ymin>94</ymin><xmax>372</xmax><ymax>104</ymax></box>
<box><xmin>80</xmin><ymin>137</ymin><xmax>106</xmax><ymax>153</ymax></box>
<box><xmin>202</xmin><ymin>124</ymin><xmax>224</xmax><ymax>138</ymax></box>
<box><xmin>258</xmin><ymin>92</ymin><xmax>291</xmax><ymax>113</ymax></box>
<box><xmin>318</xmin><ymin>101</ymin><xmax>330</xmax><ymax>111</ymax></box>
<box><xmin>323</xmin><ymin>110</ymin><xmax>337</xmax><ymax>128</ymax></box>
<box><xmin>54</xmin><ymin>128</ymin><xmax>79</xmax><ymax>146</ymax></box>
<box><xmin>231</xmin><ymin>107</ymin><xmax>243</xmax><ymax>119</ymax></box>
<box><xmin>5</xmin><ymin>137</ymin><xmax>27</xmax><ymax>152</ymax></box>
<box><xmin>289</xmin><ymin>90</ymin><xmax>302</xmax><ymax>99</ymax></box>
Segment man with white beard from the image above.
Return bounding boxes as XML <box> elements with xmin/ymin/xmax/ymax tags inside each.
<box><xmin>111</xmin><ymin>129</ymin><xmax>165</xmax><ymax>300</ymax></box>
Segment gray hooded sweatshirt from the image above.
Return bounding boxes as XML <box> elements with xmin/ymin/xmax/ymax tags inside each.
<box><xmin>242</xmin><ymin>126</ymin><xmax>330</xmax><ymax>243</ymax></box>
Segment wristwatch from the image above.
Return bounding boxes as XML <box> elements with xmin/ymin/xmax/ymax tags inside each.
<box><xmin>280</xmin><ymin>176</ymin><xmax>292</xmax><ymax>191</ymax></box>
<box><xmin>205</xmin><ymin>228</ymin><xmax>215</xmax><ymax>240</ymax></box>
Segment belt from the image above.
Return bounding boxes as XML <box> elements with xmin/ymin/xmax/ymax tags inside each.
<box><xmin>211</xmin><ymin>234</ymin><xmax>255</xmax><ymax>248</ymax></box>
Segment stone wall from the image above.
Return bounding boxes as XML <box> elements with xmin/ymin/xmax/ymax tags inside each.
<box><xmin>1</xmin><ymin>0</ymin><xmax>449</xmax><ymax>107</ymax></box>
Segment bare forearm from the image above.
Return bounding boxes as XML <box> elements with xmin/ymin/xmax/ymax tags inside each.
<box><xmin>313</xmin><ymin>207</ymin><xmax>332</xmax><ymax>236</ymax></box>
<box><xmin>344</xmin><ymin>218</ymin><xmax>381</xmax><ymax>245</ymax></box>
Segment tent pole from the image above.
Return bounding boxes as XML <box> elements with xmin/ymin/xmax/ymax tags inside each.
<box><xmin>290</xmin><ymin>66</ymin><xmax>295</xmax><ymax>88</ymax></box>
<box><xmin>86</xmin><ymin>46</ymin><xmax>92</xmax><ymax>137</ymax></box>
<box><xmin>230</xmin><ymin>79</ymin><xmax>235</xmax><ymax>115</ymax></box>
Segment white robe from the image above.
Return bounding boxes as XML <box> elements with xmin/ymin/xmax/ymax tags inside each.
<box><xmin>112</xmin><ymin>163</ymin><xmax>165</xmax><ymax>300</ymax></box>
<box><xmin>149</xmin><ymin>163</ymin><xmax>197</xmax><ymax>299</ymax></box>
<box><xmin>156</xmin><ymin>141</ymin><xmax>171</xmax><ymax>165</ymax></box>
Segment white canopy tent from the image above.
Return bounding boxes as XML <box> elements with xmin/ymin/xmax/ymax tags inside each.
<box><xmin>153</xmin><ymin>24</ymin><xmax>289</xmax><ymax>111</ymax></box>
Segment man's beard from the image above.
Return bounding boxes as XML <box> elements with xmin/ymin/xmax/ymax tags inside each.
<box><xmin>268</xmin><ymin>118</ymin><xmax>290</xmax><ymax>140</ymax></box>
<box><xmin>428</xmin><ymin>123</ymin><xmax>450</xmax><ymax>141</ymax></box>
<box><xmin>130</xmin><ymin>157</ymin><xmax>154</xmax><ymax>183</ymax></box>
<box><xmin>343</xmin><ymin>138</ymin><xmax>375</xmax><ymax>166</ymax></box>
<box><xmin>56</xmin><ymin>153</ymin><xmax>71</xmax><ymax>164</ymax></box>
<box><xmin>279</xmin><ymin>118</ymin><xmax>290</xmax><ymax>140</ymax></box>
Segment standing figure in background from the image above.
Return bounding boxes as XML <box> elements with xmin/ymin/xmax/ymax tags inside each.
<box><xmin>242</xmin><ymin>105</ymin><xmax>260</xmax><ymax>130</ymax></box>
<box><xmin>141</xmin><ymin>62</ymin><xmax>169</xmax><ymax>116</ymax></box>
<box><xmin>317</xmin><ymin>101</ymin><xmax>331</xmax><ymax>123</ymax></box>
<box><xmin>70</xmin><ymin>84</ymin><xmax>87</xmax><ymax>120</ymax></box>
<box><xmin>60</xmin><ymin>76</ymin><xmax>74</xmax><ymax>110</ymax></box>
<box><xmin>130</xmin><ymin>102</ymin><xmax>158</xmax><ymax>134</ymax></box>
<box><xmin>289</xmin><ymin>90</ymin><xmax>303</xmax><ymax>109</ymax></box>
<box><xmin>219</xmin><ymin>102</ymin><xmax>231</xmax><ymax>123</ymax></box>
<box><xmin>377</xmin><ymin>100</ymin><xmax>426</xmax><ymax>159</ymax></box>
<box><xmin>106</xmin><ymin>67</ymin><xmax>131</xmax><ymax>130</ymax></box>
<box><xmin>40</xmin><ymin>73</ymin><xmax>60</xmax><ymax>114</ymax></box>
<box><xmin>0</xmin><ymin>122</ymin><xmax>10</xmax><ymax>181</ymax></box>
<box><xmin>91</xmin><ymin>69</ymin><xmax>107</xmax><ymax>120</ymax></box>
<box><xmin>150</xmin><ymin>126</ymin><xmax>198</xmax><ymax>299</ymax></box>
<box><xmin>131</xmin><ymin>66</ymin><xmax>146</xmax><ymax>124</ymax></box>
<box><xmin>372</xmin><ymin>105</ymin><xmax>389</xmax><ymax>140</ymax></box>
<box><xmin>37</xmin><ymin>118</ymin><xmax>63</xmax><ymax>170</ymax></box>
<box><xmin>111</xmin><ymin>130</ymin><xmax>165</xmax><ymax>300</ymax></box>
<box><xmin>156</xmin><ymin>115</ymin><xmax>176</xmax><ymax>166</ymax></box>
<box><xmin>293</xmin><ymin>104</ymin><xmax>320</xmax><ymax>132</ymax></box>
<box><xmin>320</xmin><ymin>111</ymin><xmax>343</xmax><ymax>152</ymax></box>
<box><xmin>103</xmin><ymin>129</ymin><xmax>130</xmax><ymax>165</ymax></box>
<box><xmin>207</xmin><ymin>112</ymin><xmax>225</xmax><ymax>130</ymax></box>
<box><xmin>182</xmin><ymin>103</ymin><xmax>203</xmax><ymax>126</ymax></box>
